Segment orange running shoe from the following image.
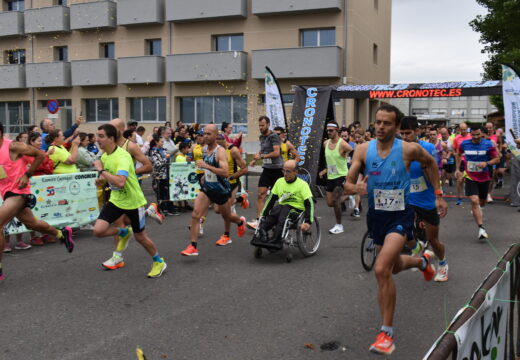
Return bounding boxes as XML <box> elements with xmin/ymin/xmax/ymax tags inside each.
<box><xmin>241</xmin><ymin>193</ymin><xmax>249</xmax><ymax>209</ymax></box>
<box><xmin>215</xmin><ymin>235</ymin><xmax>232</xmax><ymax>246</ymax></box>
<box><xmin>369</xmin><ymin>331</ymin><xmax>395</xmax><ymax>355</ymax></box>
<box><xmin>180</xmin><ymin>244</ymin><xmax>199</xmax><ymax>256</ymax></box>
<box><xmin>421</xmin><ymin>251</ymin><xmax>435</xmax><ymax>281</ymax></box>
<box><xmin>237</xmin><ymin>216</ymin><xmax>246</xmax><ymax>237</ymax></box>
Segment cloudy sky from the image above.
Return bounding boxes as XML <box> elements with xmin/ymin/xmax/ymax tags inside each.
<box><xmin>391</xmin><ymin>0</ymin><xmax>489</xmax><ymax>83</ymax></box>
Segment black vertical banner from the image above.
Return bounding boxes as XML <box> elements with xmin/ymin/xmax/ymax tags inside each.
<box><xmin>288</xmin><ymin>86</ymin><xmax>334</xmax><ymax>189</ymax></box>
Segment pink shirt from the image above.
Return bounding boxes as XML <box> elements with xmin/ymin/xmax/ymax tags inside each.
<box><xmin>0</xmin><ymin>139</ymin><xmax>30</xmax><ymax>198</ymax></box>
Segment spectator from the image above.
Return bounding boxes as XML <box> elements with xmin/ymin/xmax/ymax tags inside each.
<box><xmin>221</xmin><ymin>121</ymin><xmax>242</xmax><ymax>148</ymax></box>
<box><xmin>136</xmin><ymin>126</ymin><xmax>145</xmax><ymax>147</ymax></box>
<box><xmin>16</xmin><ymin>132</ymin><xmax>28</xmax><ymax>143</ymax></box>
<box><xmin>123</xmin><ymin>129</ymin><xmax>136</xmax><ymax>143</ymax></box>
<box><xmin>77</xmin><ymin>133</ymin><xmax>97</xmax><ymax>172</ymax></box>
<box><xmin>148</xmin><ymin>134</ymin><xmax>174</xmax><ymax>216</ymax></box>
<box><xmin>40</xmin><ymin>115</ymin><xmax>83</xmax><ymax>151</ymax></box>
<box><xmin>87</xmin><ymin>133</ymin><xmax>99</xmax><ymax>155</ymax></box>
<box><xmin>46</xmin><ymin>129</ymin><xmax>80</xmax><ymax>174</ymax></box>
<box><xmin>153</xmin><ymin>127</ymin><xmax>159</xmax><ymax>136</ymax></box>
<box><xmin>175</xmin><ymin>125</ymin><xmax>189</xmax><ymax>145</ymax></box>
<box><xmin>27</xmin><ymin>125</ymin><xmax>41</xmax><ymax>133</ymax></box>
<box><xmin>161</xmin><ymin>127</ymin><xmax>178</xmax><ymax>157</ymax></box>
<box><xmin>175</xmin><ymin>140</ymin><xmax>191</xmax><ymax>163</ymax></box>
<box><xmin>127</xmin><ymin>121</ymin><xmax>138</xmax><ymax>132</ymax></box>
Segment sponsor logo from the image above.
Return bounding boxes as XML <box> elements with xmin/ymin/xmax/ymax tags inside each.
<box><xmin>46</xmin><ymin>186</ymin><xmax>55</xmax><ymax>196</ymax></box>
<box><xmin>69</xmin><ymin>181</ymin><xmax>81</xmax><ymax>195</ymax></box>
<box><xmin>58</xmin><ymin>199</ymin><xmax>68</xmax><ymax>205</ymax></box>
<box><xmin>53</xmin><ymin>212</ymin><xmax>62</xmax><ymax>218</ymax></box>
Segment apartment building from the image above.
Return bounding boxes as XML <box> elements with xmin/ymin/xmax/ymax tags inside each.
<box><xmin>0</xmin><ymin>0</ymin><xmax>391</xmax><ymax>142</ymax></box>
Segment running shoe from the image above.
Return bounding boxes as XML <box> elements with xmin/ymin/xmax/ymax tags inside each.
<box><xmin>80</xmin><ymin>223</ymin><xmax>95</xmax><ymax>231</ymax></box>
<box><xmin>181</xmin><ymin>244</ymin><xmax>199</xmax><ymax>256</ymax></box>
<box><xmin>59</xmin><ymin>226</ymin><xmax>75</xmax><ymax>253</ymax></box>
<box><xmin>456</xmin><ymin>198</ymin><xmax>462</xmax><ymax>206</ymax></box>
<box><xmin>369</xmin><ymin>331</ymin><xmax>395</xmax><ymax>355</ymax></box>
<box><xmin>102</xmin><ymin>253</ymin><xmax>125</xmax><ymax>270</ymax></box>
<box><xmin>486</xmin><ymin>194</ymin><xmax>493</xmax><ymax>203</ymax></box>
<box><xmin>350</xmin><ymin>208</ymin><xmax>360</xmax><ymax>218</ymax></box>
<box><xmin>3</xmin><ymin>243</ymin><xmax>11</xmax><ymax>253</ymax></box>
<box><xmin>14</xmin><ymin>242</ymin><xmax>31</xmax><ymax>250</ymax></box>
<box><xmin>478</xmin><ymin>227</ymin><xmax>489</xmax><ymax>241</ymax></box>
<box><xmin>411</xmin><ymin>241</ymin><xmax>426</xmax><ymax>257</ymax></box>
<box><xmin>42</xmin><ymin>234</ymin><xmax>55</xmax><ymax>243</ymax></box>
<box><xmin>328</xmin><ymin>224</ymin><xmax>344</xmax><ymax>234</ymax></box>
<box><xmin>116</xmin><ymin>227</ymin><xmax>133</xmax><ymax>252</ymax></box>
<box><xmin>147</xmin><ymin>259</ymin><xmax>167</xmax><ymax>278</ymax></box>
<box><xmin>237</xmin><ymin>216</ymin><xmax>246</xmax><ymax>237</ymax></box>
<box><xmin>421</xmin><ymin>251</ymin><xmax>435</xmax><ymax>281</ymax></box>
<box><xmin>146</xmin><ymin>203</ymin><xmax>164</xmax><ymax>225</ymax></box>
<box><xmin>216</xmin><ymin>235</ymin><xmax>232</xmax><ymax>246</ymax></box>
<box><xmin>435</xmin><ymin>263</ymin><xmax>449</xmax><ymax>282</ymax></box>
<box><xmin>164</xmin><ymin>209</ymin><xmax>181</xmax><ymax>216</ymax></box>
<box><xmin>241</xmin><ymin>193</ymin><xmax>249</xmax><ymax>209</ymax></box>
<box><xmin>247</xmin><ymin>219</ymin><xmax>258</xmax><ymax>230</ymax></box>
<box><xmin>30</xmin><ymin>236</ymin><xmax>44</xmax><ymax>246</ymax></box>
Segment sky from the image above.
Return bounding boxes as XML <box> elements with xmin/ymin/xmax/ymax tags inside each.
<box><xmin>391</xmin><ymin>0</ymin><xmax>489</xmax><ymax>84</ymax></box>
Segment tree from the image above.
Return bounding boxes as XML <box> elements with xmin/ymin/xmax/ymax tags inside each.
<box><xmin>470</xmin><ymin>0</ymin><xmax>520</xmax><ymax>112</ymax></box>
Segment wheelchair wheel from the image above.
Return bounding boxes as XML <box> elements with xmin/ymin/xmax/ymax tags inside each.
<box><xmin>296</xmin><ymin>216</ymin><xmax>321</xmax><ymax>257</ymax></box>
<box><xmin>361</xmin><ymin>230</ymin><xmax>377</xmax><ymax>271</ymax></box>
<box><xmin>254</xmin><ymin>247</ymin><xmax>263</xmax><ymax>259</ymax></box>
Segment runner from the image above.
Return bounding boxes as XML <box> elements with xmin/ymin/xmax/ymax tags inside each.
<box><xmin>0</xmin><ymin>123</ymin><xmax>74</xmax><ymax>281</ymax></box>
<box><xmin>484</xmin><ymin>121</ymin><xmax>498</xmax><ymax>203</ymax></box>
<box><xmin>350</xmin><ymin>128</ymin><xmax>366</xmax><ymax>218</ymax></box>
<box><xmin>180</xmin><ymin>124</ymin><xmax>246</xmax><ymax>256</ymax></box>
<box><xmin>93</xmin><ymin>124</ymin><xmax>167</xmax><ymax>278</ymax></box>
<box><xmin>247</xmin><ymin>116</ymin><xmax>284</xmax><ymax>230</ymax></box>
<box><xmin>192</xmin><ymin>130</ymin><xmax>206</xmax><ymax>234</ymax></box>
<box><xmin>274</xmin><ymin>126</ymin><xmax>299</xmax><ymax>161</ymax></box>
<box><xmin>455</xmin><ymin>124</ymin><xmax>500</xmax><ymax>241</ymax></box>
<box><xmin>453</xmin><ymin>122</ymin><xmax>471</xmax><ymax>205</ymax></box>
<box><xmin>319</xmin><ymin>121</ymin><xmax>352</xmax><ymax>234</ymax></box>
<box><xmin>344</xmin><ymin>104</ymin><xmax>445</xmax><ymax>355</ymax></box>
<box><xmin>428</xmin><ymin>127</ymin><xmax>445</xmax><ymax>177</ymax></box>
<box><xmin>400</xmin><ymin>116</ymin><xmax>449</xmax><ymax>282</ymax></box>
<box><xmin>439</xmin><ymin>127</ymin><xmax>455</xmax><ymax>187</ymax></box>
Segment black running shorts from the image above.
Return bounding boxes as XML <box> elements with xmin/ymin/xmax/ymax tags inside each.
<box><xmin>98</xmin><ymin>201</ymin><xmax>146</xmax><ymax>233</ymax></box>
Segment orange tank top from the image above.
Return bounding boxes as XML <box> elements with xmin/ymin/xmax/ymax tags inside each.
<box><xmin>0</xmin><ymin>139</ymin><xmax>30</xmax><ymax>198</ymax></box>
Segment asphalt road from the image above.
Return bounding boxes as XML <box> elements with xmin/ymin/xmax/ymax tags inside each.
<box><xmin>0</xmin><ymin>177</ymin><xmax>519</xmax><ymax>360</ymax></box>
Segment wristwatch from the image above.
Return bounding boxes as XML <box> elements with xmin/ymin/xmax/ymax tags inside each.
<box><xmin>98</xmin><ymin>169</ymin><xmax>105</xmax><ymax>177</ymax></box>
<box><xmin>25</xmin><ymin>171</ymin><xmax>32</xmax><ymax>178</ymax></box>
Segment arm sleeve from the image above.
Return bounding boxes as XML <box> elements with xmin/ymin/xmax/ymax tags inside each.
<box><xmin>63</xmin><ymin>124</ymin><xmax>78</xmax><ymax>138</ymax></box>
<box><xmin>303</xmin><ymin>198</ymin><xmax>314</xmax><ymax>224</ymax></box>
<box><xmin>261</xmin><ymin>193</ymin><xmax>279</xmax><ymax>217</ymax></box>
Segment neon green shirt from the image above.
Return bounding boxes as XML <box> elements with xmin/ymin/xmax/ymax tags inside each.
<box><xmin>270</xmin><ymin>177</ymin><xmax>313</xmax><ymax>211</ymax></box>
<box><xmin>101</xmin><ymin>146</ymin><xmax>146</xmax><ymax>210</ymax></box>
<box><xmin>324</xmin><ymin>139</ymin><xmax>348</xmax><ymax>179</ymax></box>
<box><xmin>49</xmin><ymin>145</ymin><xmax>78</xmax><ymax>174</ymax></box>
<box><xmin>175</xmin><ymin>154</ymin><xmax>187</xmax><ymax>163</ymax></box>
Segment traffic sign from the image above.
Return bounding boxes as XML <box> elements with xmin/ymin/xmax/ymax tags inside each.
<box><xmin>46</xmin><ymin>99</ymin><xmax>59</xmax><ymax>114</ymax></box>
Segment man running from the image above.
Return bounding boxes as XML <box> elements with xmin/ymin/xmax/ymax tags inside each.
<box><xmin>455</xmin><ymin>124</ymin><xmax>499</xmax><ymax>241</ymax></box>
<box><xmin>319</xmin><ymin>121</ymin><xmax>352</xmax><ymax>234</ymax></box>
<box><xmin>274</xmin><ymin>126</ymin><xmax>299</xmax><ymax>162</ymax></box>
<box><xmin>344</xmin><ymin>104</ymin><xmax>445</xmax><ymax>355</ymax></box>
<box><xmin>439</xmin><ymin>127</ymin><xmax>455</xmax><ymax>187</ymax></box>
<box><xmin>247</xmin><ymin>116</ymin><xmax>284</xmax><ymax>230</ymax></box>
<box><xmin>0</xmin><ymin>123</ymin><xmax>74</xmax><ymax>281</ymax></box>
<box><xmin>93</xmin><ymin>124</ymin><xmax>167</xmax><ymax>278</ymax></box>
<box><xmin>401</xmin><ymin>116</ymin><xmax>449</xmax><ymax>282</ymax></box>
<box><xmin>453</xmin><ymin>122</ymin><xmax>471</xmax><ymax>205</ymax></box>
<box><xmin>181</xmin><ymin>125</ymin><xmax>246</xmax><ymax>256</ymax></box>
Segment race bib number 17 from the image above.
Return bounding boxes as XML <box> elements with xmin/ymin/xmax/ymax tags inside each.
<box><xmin>374</xmin><ymin>189</ymin><xmax>405</xmax><ymax>211</ymax></box>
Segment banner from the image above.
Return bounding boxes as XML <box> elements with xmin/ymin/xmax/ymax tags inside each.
<box><xmin>265</xmin><ymin>66</ymin><xmax>286</xmax><ymax>129</ymax></box>
<box><xmin>4</xmin><ymin>172</ymin><xmax>99</xmax><ymax>235</ymax></box>
<box><xmin>502</xmin><ymin>65</ymin><xmax>520</xmax><ymax>159</ymax></box>
<box><xmin>169</xmin><ymin>162</ymin><xmax>200</xmax><ymax>201</ymax></box>
<box><xmin>289</xmin><ymin>86</ymin><xmax>333</xmax><ymax>187</ymax></box>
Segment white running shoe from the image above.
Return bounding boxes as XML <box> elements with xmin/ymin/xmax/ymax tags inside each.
<box><xmin>486</xmin><ymin>194</ymin><xmax>493</xmax><ymax>203</ymax></box>
<box><xmin>146</xmin><ymin>203</ymin><xmax>164</xmax><ymax>225</ymax></box>
<box><xmin>435</xmin><ymin>263</ymin><xmax>449</xmax><ymax>282</ymax></box>
<box><xmin>247</xmin><ymin>219</ymin><xmax>259</xmax><ymax>230</ymax></box>
<box><xmin>328</xmin><ymin>224</ymin><xmax>344</xmax><ymax>234</ymax></box>
<box><xmin>102</xmin><ymin>253</ymin><xmax>125</xmax><ymax>270</ymax></box>
<box><xmin>478</xmin><ymin>227</ymin><xmax>488</xmax><ymax>241</ymax></box>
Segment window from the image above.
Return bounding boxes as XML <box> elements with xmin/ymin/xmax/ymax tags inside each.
<box><xmin>431</xmin><ymin>108</ymin><xmax>447</xmax><ymax>115</ymax></box>
<box><xmin>259</xmin><ymin>94</ymin><xmax>294</xmax><ymax>104</ymax></box>
<box><xmin>5</xmin><ymin>49</ymin><xmax>25</xmax><ymax>64</ymax></box>
<box><xmin>100</xmin><ymin>43</ymin><xmax>115</xmax><ymax>59</ymax></box>
<box><xmin>215</xmin><ymin>34</ymin><xmax>243</xmax><ymax>51</ymax></box>
<box><xmin>180</xmin><ymin>96</ymin><xmax>248</xmax><ymax>133</ymax></box>
<box><xmin>0</xmin><ymin>102</ymin><xmax>30</xmax><ymax>135</ymax></box>
<box><xmin>451</xmin><ymin>109</ymin><xmax>466</xmax><ymax>117</ymax></box>
<box><xmin>130</xmin><ymin>97</ymin><xmax>166</xmax><ymax>122</ymax></box>
<box><xmin>85</xmin><ymin>99</ymin><xmax>118</xmax><ymax>122</ymax></box>
<box><xmin>54</xmin><ymin>46</ymin><xmax>68</xmax><ymax>62</ymax></box>
<box><xmin>55</xmin><ymin>0</ymin><xmax>66</xmax><ymax>5</ymax></box>
<box><xmin>146</xmin><ymin>39</ymin><xmax>161</xmax><ymax>56</ymax></box>
<box><xmin>470</xmin><ymin>109</ymin><xmax>487</xmax><ymax>115</ymax></box>
<box><xmin>301</xmin><ymin>28</ymin><xmax>335</xmax><ymax>47</ymax></box>
<box><xmin>412</xmin><ymin>108</ymin><xmax>428</xmax><ymax>115</ymax></box>
<box><xmin>6</xmin><ymin>0</ymin><xmax>24</xmax><ymax>11</ymax></box>
<box><xmin>373</xmin><ymin>44</ymin><xmax>378</xmax><ymax>65</ymax></box>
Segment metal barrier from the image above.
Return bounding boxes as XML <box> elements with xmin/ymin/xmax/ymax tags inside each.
<box><xmin>425</xmin><ymin>243</ymin><xmax>520</xmax><ymax>359</ymax></box>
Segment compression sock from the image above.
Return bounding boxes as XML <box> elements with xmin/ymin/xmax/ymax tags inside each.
<box><xmin>381</xmin><ymin>325</ymin><xmax>393</xmax><ymax>337</ymax></box>
<box><xmin>118</xmin><ymin>227</ymin><xmax>129</xmax><ymax>237</ymax></box>
<box><xmin>438</xmin><ymin>257</ymin><xmax>447</xmax><ymax>266</ymax></box>
<box><xmin>152</xmin><ymin>253</ymin><xmax>163</xmax><ymax>263</ymax></box>
<box><xmin>191</xmin><ymin>242</ymin><xmax>198</xmax><ymax>249</ymax></box>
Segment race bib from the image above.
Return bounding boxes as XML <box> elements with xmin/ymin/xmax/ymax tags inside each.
<box><xmin>410</xmin><ymin>176</ymin><xmax>428</xmax><ymax>193</ymax></box>
<box><xmin>327</xmin><ymin>164</ymin><xmax>338</xmax><ymax>175</ymax></box>
<box><xmin>467</xmin><ymin>161</ymin><xmax>484</xmax><ymax>172</ymax></box>
<box><xmin>0</xmin><ymin>165</ymin><xmax>6</xmax><ymax>179</ymax></box>
<box><xmin>374</xmin><ymin>189</ymin><xmax>405</xmax><ymax>211</ymax></box>
<box><xmin>263</xmin><ymin>157</ymin><xmax>272</xmax><ymax>165</ymax></box>
<box><xmin>204</xmin><ymin>169</ymin><xmax>217</xmax><ymax>182</ymax></box>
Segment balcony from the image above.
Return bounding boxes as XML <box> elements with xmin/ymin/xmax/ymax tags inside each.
<box><xmin>166</xmin><ymin>51</ymin><xmax>247</xmax><ymax>82</ymax></box>
<box><xmin>24</xmin><ymin>6</ymin><xmax>70</xmax><ymax>34</ymax></box>
<box><xmin>26</xmin><ymin>62</ymin><xmax>71</xmax><ymax>88</ymax></box>
<box><xmin>71</xmin><ymin>59</ymin><xmax>117</xmax><ymax>86</ymax></box>
<box><xmin>252</xmin><ymin>46</ymin><xmax>342</xmax><ymax>79</ymax></box>
<box><xmin>252</xmin><ymin>0</ymin><xmax>342</xmax><ymax>16</ymax></box>
<box><xmin>118</xmin><ymin>56</ymin><xmax>164</xmax><ymax>84</ymax></box>
<box><xmin>166</xmin><ymin>0</ymin><xmax>246</xmax><ymax>22</ymax></box>
<box><xmin>117</xmin><ymin>0</ymin><xmax>164</xmax><ymax>26</ymax></box>
<box><xmin>0</xmin><ymin>11</ymin><xmax>24</xmax><ymax>37</ymax></box>
<box><xmin>70</xmin><ymin>1</ymin><xmax>117</xmax><ymax>31</ymax></box>
<box><xmin>0</xmin><ymin>65</ymin><xmax>26</xmax><ymax>89</ymax></box>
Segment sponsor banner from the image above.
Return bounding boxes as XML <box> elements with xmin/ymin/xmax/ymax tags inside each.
<box><xmin>502</xmin><ymin>65</ymin><xmax>520</xmax><ymax>159</ymax></box>
<box><xmin>289</xmin><ymin>86</ymin><xmax>333</xmax><ymax>187</ymax></box>
<box><xmin>265</xmin><ymin>66</ymin><xmax>286</xmax><ymax>129</ymax></box>
<box><xmin>335</xmin><ymin>81</ymin><xmax>502</xmax><ymax>99</ymax></box>
<box><xmin>169</xmin><ymin>162</ymin><xmax>200</xmax><ymax>201</ymax></box>
<box><xmin>4</xmin><ymin>172</ymin><xmax>99</xmax><ymax>235</ymax></box>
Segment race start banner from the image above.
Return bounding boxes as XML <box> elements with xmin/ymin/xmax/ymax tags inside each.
<box><xmin>265</xmin><ymin>66</ymin><xmax>286</xmax><ymax>129</ymax></box>
<box><xmin>169</xmin><ymin>162</ymin><xmax>200</xmax><ymax>201</ymax></box>
<box><xmin>4</xmin><ymin>172</ymin><xmax>99</xmax><ymax>235</ymax></box>
<box><xmin>502</xmin><ymin>64</ymin><xmax>520</xmax><ymax>159</ymax></box>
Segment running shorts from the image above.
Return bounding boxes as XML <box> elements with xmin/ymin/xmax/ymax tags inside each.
<box><xmin>230</xmin><ymin>180</ymin><xmax>241</xmax><ymax>192</ymax></box>
<box><xmin>411</xmin><ymin>205</ymin><xmax>440</xmax><ymax>227</ymax></box>
<box><xmin>258</xmin><ymin>168</ymin><xmax>283</xmax><ymax>189</ymax></box>
<box><xmin>366</xmin><ymin>207</ymin><xmax>414</xmax><ymax>246</ymax></box>
<box><xmin>326</xmin><ymin>177</ymin><xmax>345</xmax><ymax>192</ymax></box>
<box><xmin>3</xmin><ymin>192</ymin><xmax>36</xmax><ymax>209</ymax></box>
<box><xmin>465</xmin><ymin>179</ymin><xmax>490</xmax><ymax>200</ymax></box>
<box><xmin>98</xmin><ymin>201</ymin><xmax>146</xmax><ymax>233</ymax></box>
<box><xmin>201</xmin><ymin>186</ymin><xmax>231</xmax><ymax>205</ymax></box>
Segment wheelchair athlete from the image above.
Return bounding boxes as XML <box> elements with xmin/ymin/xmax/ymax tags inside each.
<box><xmin>256</xmin><ymin>160</ymin><xmax>314</xmax><ymax>250</ymax></box>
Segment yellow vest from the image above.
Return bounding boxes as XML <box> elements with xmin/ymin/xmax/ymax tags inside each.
<box><xmin>226</xmin><ymin>145</ymin><xmax>238</xmax><ymax>184</ymax></box>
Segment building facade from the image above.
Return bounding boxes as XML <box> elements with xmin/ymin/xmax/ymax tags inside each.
<box><xmin>0</xmin><ymin>0</ymin><xmax>391</xmax><ymax>143</ymax></box>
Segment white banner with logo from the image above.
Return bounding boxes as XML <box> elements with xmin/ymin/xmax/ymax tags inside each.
<box><xmin>265</xmin><ymin>66</ymin><xmax>286</xmax><ymax>129</ymax></box>
<box><xmin>502</xmin><ymin>64</ymin><xmax>520</xmax><ymax>159</ymax></box>
<box><xmin>4</xmin><ymin>172</ymin><xmax>99</xmax><ymax>235</ymax></box>
<box><xmin>169</xmin><ymin>162</ymin><xmax>201</xmax><ymax>201</ymax></box>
